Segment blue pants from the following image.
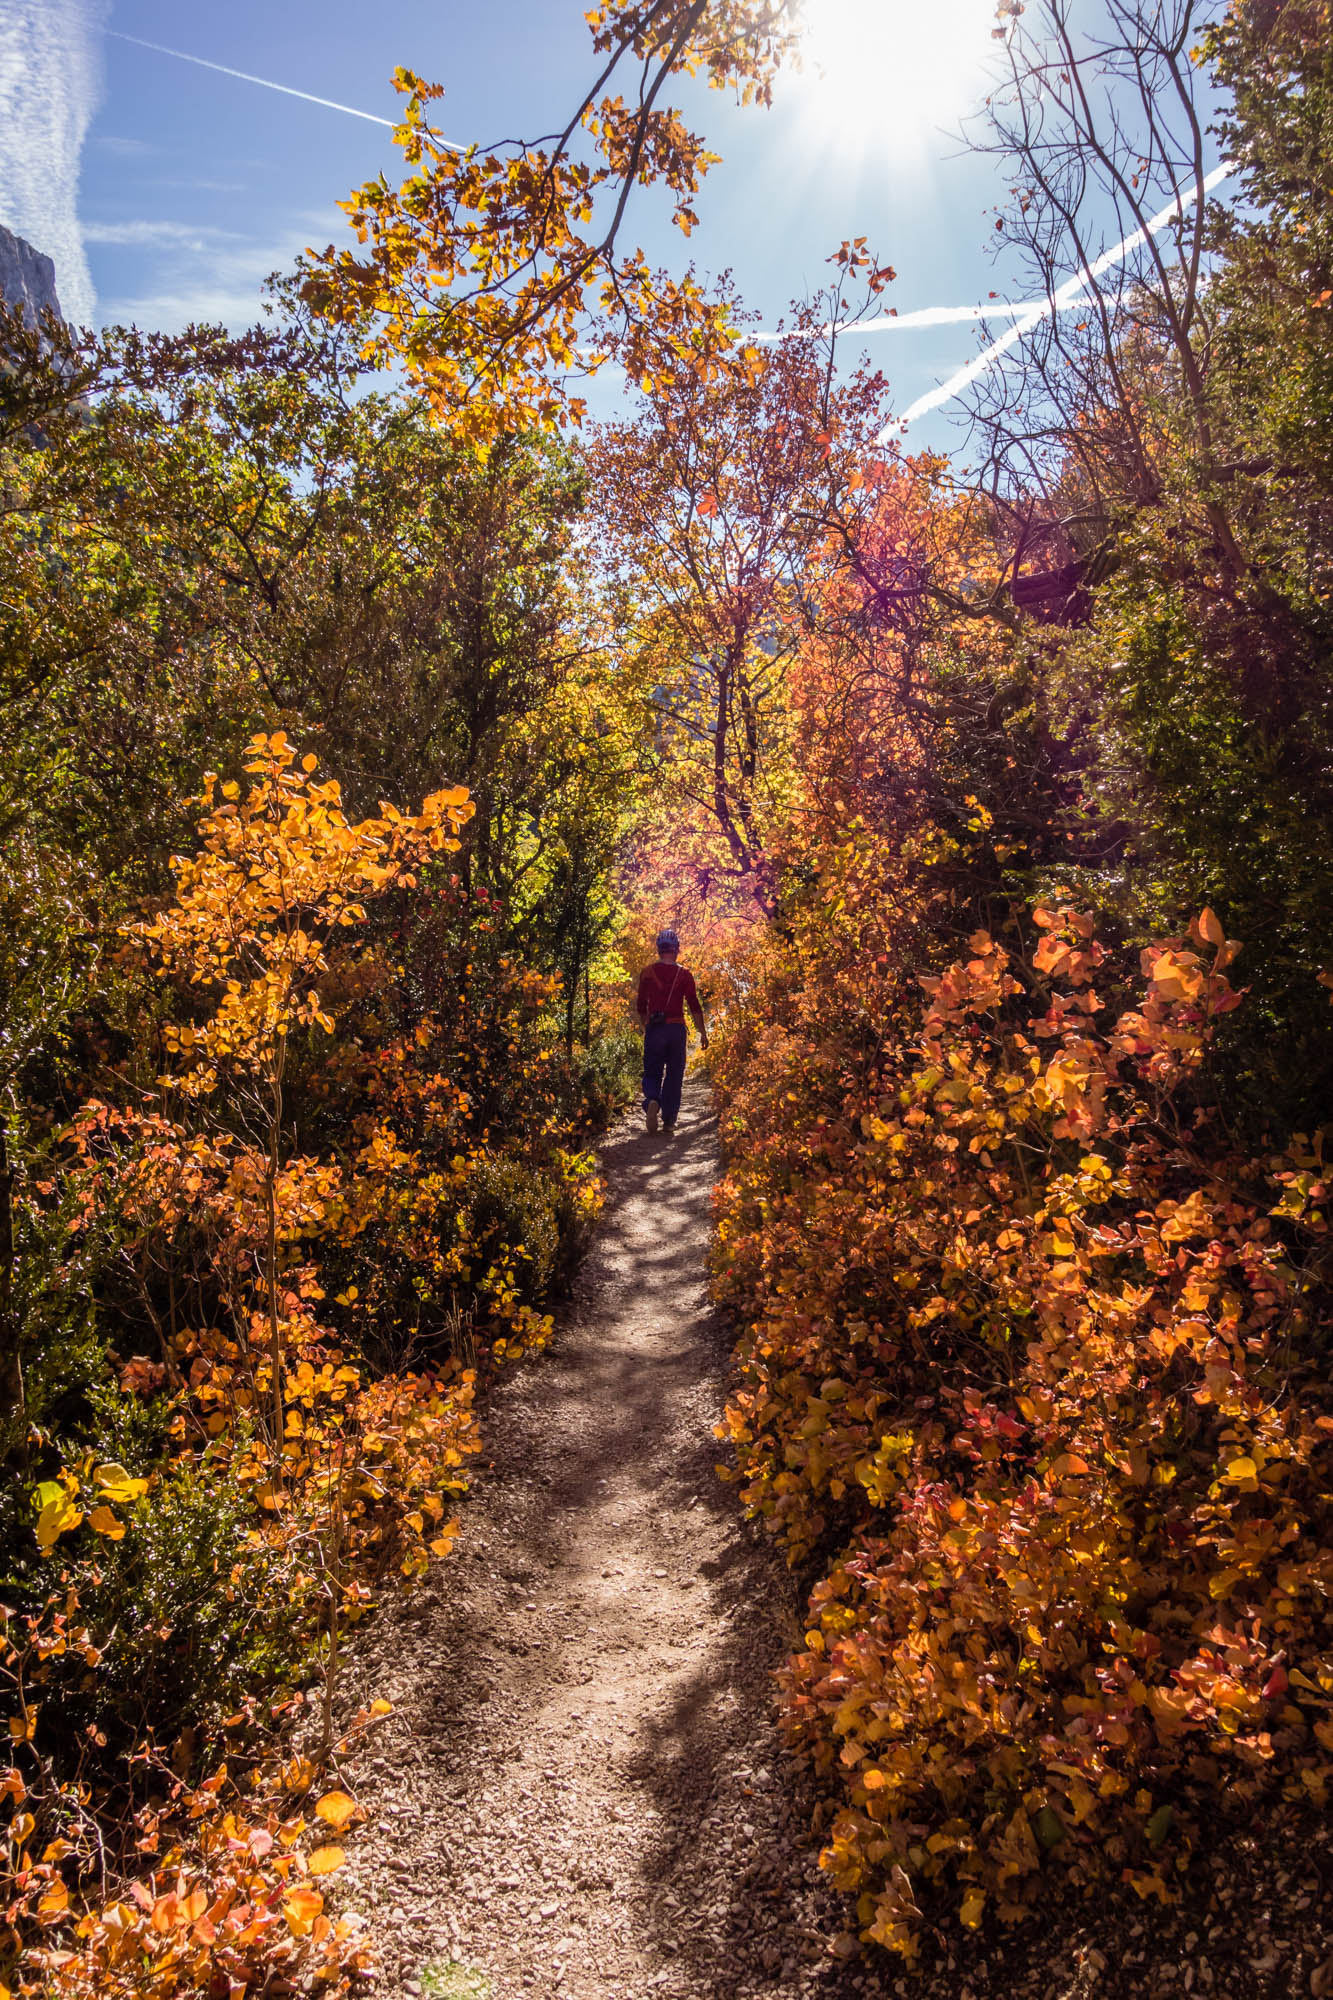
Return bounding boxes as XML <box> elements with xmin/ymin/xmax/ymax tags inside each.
<box><xmin>642</xmin><ymin>1020</ymin><xmax>687</xmax><ymax>1126</ymax></box>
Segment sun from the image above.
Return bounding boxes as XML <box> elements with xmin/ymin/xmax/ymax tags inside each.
<box><xmin>795</xmin><ymin>0</ymin><xmax>997</xmax><ymax>162</ymax></box>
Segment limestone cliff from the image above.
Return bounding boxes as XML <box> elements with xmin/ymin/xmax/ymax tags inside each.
<box><xmin>0</xmin><ymin>223</ymin><xmax>65</xmax><ymax>325</ymax></box>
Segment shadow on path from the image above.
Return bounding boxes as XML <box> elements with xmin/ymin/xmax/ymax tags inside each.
<box><xmin>334</xmin><ymin>1080</ymin><xmax>881</xmax><ymax>2000</ymax></box>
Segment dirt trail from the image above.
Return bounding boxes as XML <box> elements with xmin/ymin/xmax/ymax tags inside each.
<box><xmin>334</xmin><ymin>1079</ymin><xmax>1333</xmax><ymax>2000</ymax></box>
<box><xmin>338</xmin><ymin>1080</ymin><xmax>874</xmax><ymax>2000</ymax></box>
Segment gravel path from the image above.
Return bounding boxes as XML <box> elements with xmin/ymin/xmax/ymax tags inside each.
<box><xmin>336</xmin><ymin>1081</ymin><xmax>872</xmax><ymax>2000</ymax></box>
<box><xmin>333</xmin><ymin>1080</ymin><xmax>1333</xmax><ymax>2000</ymax></box>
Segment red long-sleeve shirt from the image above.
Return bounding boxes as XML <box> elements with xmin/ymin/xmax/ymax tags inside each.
<box><xmin>636</xmin><ymin>960</ymin><xmax>705</xmax><ymax>1033</ymax></box>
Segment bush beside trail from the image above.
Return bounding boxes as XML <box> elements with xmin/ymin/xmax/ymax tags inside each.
<box><xmin>711</xmin><ymin>854</ymin><xmax>1333</xmax><ymax>1959</ymax></box>
<box><xmin>0</xmin><ymin>740</ymin><xmax>633</xmax><ymax>1998</ymax></box>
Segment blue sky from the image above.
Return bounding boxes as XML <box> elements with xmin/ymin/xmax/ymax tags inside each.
<box><xmin>0</xmin><ymin>0</ymin><xmax>1223</xmax><ymax>453</ymax></box>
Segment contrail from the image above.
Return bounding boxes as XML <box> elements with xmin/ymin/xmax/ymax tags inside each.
<box><xmin>0</xmin><ymin>0</ymin><xmax>106</xmax><ymax>325</ymax></box>
<box><xmin>857</xmin><ymin>302</ymin><xmax>1033</xmax><ymax>332</ymax></box>
<box><xmin>889</xmin><ymin>159</ymin><xmax>1236</xmax><ymax>434</ymax></box>
<box><xmin>105</xmin><ymin>29</ymin><xmax>462</xmax><ymax>141</ymax></box>
<box><xmin>754</xmin><ymin>299</ymin><xmax>1035</xmax><ymax>346</ymax></box>
<box><xmin>92</xmin><ymin>29</ymin><xmax>1229</xmax><ymax>413</ymax></box>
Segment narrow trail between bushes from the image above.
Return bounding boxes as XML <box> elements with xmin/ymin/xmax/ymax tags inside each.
<box><xmin>332</xmin><ymin>1080</ymin><xmax>1333</xmax><ymax>2000</ymax></box>
<box><xmin>336</xmin><ymin>1079</ymin><xmax>873</xmax><ymax>2000</ymax></box>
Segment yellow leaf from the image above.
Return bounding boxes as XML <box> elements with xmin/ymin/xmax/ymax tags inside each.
<box><xmin>94</xmin><ymin>1463</ymin><xmax>149</xmax><ymax>1504</ymax></box>
<box><xmin>1223</xmin><ymin>1456</ymin><xmax>1257</xmax><ymax>1483</ymax></box>
<box><xmin>34</xmin><ymin>1482</ymin><xmax>82</xmax><ymax>1553</ymax></box>
<box><xmin>283</xmin><ymin>1755</ymin><xmax>316</xmax><ymax>1792</ymax></box>
<box><xmin>960</xmin><ymin>1887</ymin><xmax>985</xmax><ymax>1929</ymax></box>
<box><xmin>87</xmin><ymin>1505</ymin><xmax>126</xmax><ymax>1541</ymax></box>
<box><xmin>307</xmin><ymin>1845</ymin><xmax>345</xmax><ymax>1875</ymax></box>
<box><xmin>1197</xmin><ymin>907</ymin><xmax>1224</xmax><ymax>946</ymax></box>
<box><xmin>283</xmin><ymin>1885</ymin><xmax>324</xmax><ymax>1935</ymax></box>
<box><xmin>314</xmin><ymin>1791</ymin><xmax>356</xmax><ymax>1830</ymax></box>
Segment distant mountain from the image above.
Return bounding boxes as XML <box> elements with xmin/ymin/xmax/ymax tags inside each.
<box><xmin>0</xmin><ymin>223</ymin><xmax>65</xmax><ymax>325</ymax></box>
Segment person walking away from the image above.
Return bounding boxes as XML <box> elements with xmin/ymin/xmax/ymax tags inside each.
<box><xmin>636</xmin><ymin>928</ymin><xmax>707</xmax><ymax>1134</ymax></box>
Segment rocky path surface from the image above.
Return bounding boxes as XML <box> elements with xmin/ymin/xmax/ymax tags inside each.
<box><xmin>336</xmin><ymin>1081</ymin><xmax>873</xmax><ymax>2000</ymax></box>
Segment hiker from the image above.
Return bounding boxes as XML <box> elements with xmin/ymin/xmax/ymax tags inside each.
<box><xmin>635</xmin><ymin>927</ymin><xmax>708</xmax><ymax>1135</ymax></box>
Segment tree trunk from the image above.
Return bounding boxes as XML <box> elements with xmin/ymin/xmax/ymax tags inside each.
<box><xmin>0</xmin><ymin>1121</ymin><xmax>26</xmax><ymax>1440</ymax></box>
<box><xmin>265</xmin><ymin>1044</ymin><xmax>287</xmax><ymax>1474</ymax></box>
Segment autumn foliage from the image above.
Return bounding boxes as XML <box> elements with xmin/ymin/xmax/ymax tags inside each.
<box><xmin>8</xmin><ymin>0</ymin><xmax>1333</xmax><ymax>1985</ymax></box>
<box><xmin>300</xmin><ymin>6</ymin><xmax>802</xmax><ymax>441</ymax></box>
<box><xmin>0</xmin><ymin>735</ymin><xmax>610</xmax><ymax>1994</ymax></box>
<box><xmin>711</xmin><ymin>836</ymin><xmax>1333</xmax><ymax>1956</ymax></box>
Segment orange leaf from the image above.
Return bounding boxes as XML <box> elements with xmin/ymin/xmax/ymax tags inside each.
<box><xmin>283</xmin><ymin>1885</ymin><xmax>324</xmax><ymax>1935</ymax></box>
<box><xmin>36</xmin><ymin>1880</ymin><xmax>69</xmax><ymax>1918</ymax></box>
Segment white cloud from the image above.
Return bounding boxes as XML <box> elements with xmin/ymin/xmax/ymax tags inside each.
<box><xmin>0</xmin><ymin>0</ymin><xmax>107</xmax><ymax>325</ymax></box>
<box><xmin>856</xmin><ymin>303</ymin><xmax>1032</xmax><ymax>333</ymax></box>
<box><xmin>105</xmin><ymin>30</ymin><xmax>402</xmax><ymax>131</ymax></box>
<box><xmin>83</xmin><ymin>219</ymin><xmax>237</xmax><ymax>252</ymax></box>
<box><xmin>754</xmin><ymin>300</ymin><xmax>1034</xmax><ymax>347</ymax></box>
<box><xmin>91</xmin><ymin>132</ymin><xmax>151</xmax><ymax>157</ymax></box>
<box><xmin>93</xmin><ymin>212</ymin><xmax>343</xmax><ymax>335</ymax></box>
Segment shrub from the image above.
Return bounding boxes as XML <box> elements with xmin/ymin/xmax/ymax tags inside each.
<box><xmin>567</xmin><ymin>1018</ymin><xmax>640</xmax><ymax>1129</ymax></box>
<box><xmin>465</xmin><ymin>1154</ymin><xmax>563</xmax><ymax>1304</ymax></box>
<box><xmin>712</xmin><ymin>884</ymin><xmax>1333</xmax><ymax>1957</ymax></box>
<box><xmin>31</xmin><ymin>1460</ymin><xmax>306</xmax><ymax>1763</ymax></box>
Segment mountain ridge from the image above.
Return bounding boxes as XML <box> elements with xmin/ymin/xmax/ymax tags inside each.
<box><xmin>0</xmin><ymin>222</ymin><xmax>66</xmax><ymax>324</ymax></box>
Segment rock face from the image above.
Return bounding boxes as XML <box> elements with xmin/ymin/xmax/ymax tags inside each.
<box><xmin>0</xmin><ymin>223</ymin><xmax>64</xmax><ymax>325</ymax></box>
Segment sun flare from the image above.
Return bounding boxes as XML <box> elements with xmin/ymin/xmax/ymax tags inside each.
<box><xmin>796</xmin><ymin>0</ymin><xmax>997</xmax><ymax>160</ymax></box>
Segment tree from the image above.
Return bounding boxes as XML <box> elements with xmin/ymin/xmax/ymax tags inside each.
<box><xmin>131</xmin><ymin>734</ymin><xmax>471</xmax><ymax>1458</ymax></box>
<box><xmin>963</xmin><ymin>0</ymin><xmax>1246</xmax><ymax>582</ymax></box>
<box><xmin>299</xmin><ymin>3</ymin><xmax>802</xmax><ymax>442</ymax></box>
<box><xmin>591</xmin><ymin>279</ymin><xmax>893</xmax><ymax>919</ymax></box>
<box><xmin>945</xmin><ymin>0</ymin><xmax>1333</xmax><ymax>1127</ymax></box>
